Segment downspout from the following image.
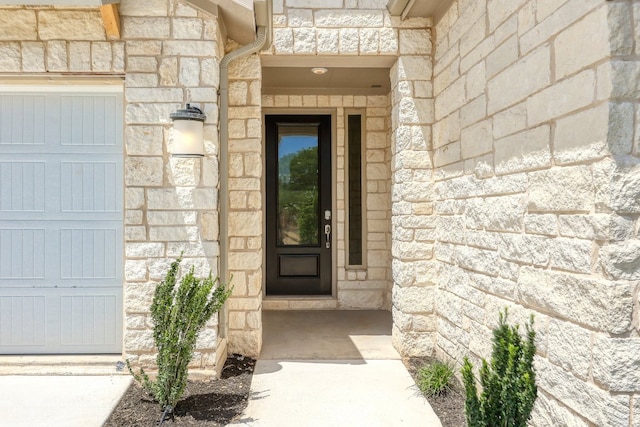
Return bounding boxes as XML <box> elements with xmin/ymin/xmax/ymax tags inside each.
<box><xmin>218</xmin><ymin>0</ymin><xmax>272</xmax><ymax>339</ymax></box>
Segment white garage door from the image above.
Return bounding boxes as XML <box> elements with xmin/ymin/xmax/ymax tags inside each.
<box><xmin>0</xmin><ymin>85</ymin><xmax>123</xmax><ymax>354</ymax></box>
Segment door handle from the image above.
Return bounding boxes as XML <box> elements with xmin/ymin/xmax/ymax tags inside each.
<box><xmin>324</xmin><ymin>224</ymin><xmax>331</xmax><ymax>248</ymax></box>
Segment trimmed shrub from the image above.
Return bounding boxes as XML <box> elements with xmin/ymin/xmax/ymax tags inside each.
<box><xmin>461</xmin><ymin>309</ymin><xmax>537</xmax><ymax>427</ymax></box>
<box><xmin>128</xmin><ymin>256</ymin><xmax>232</xmax><ymax>414</ymax></box>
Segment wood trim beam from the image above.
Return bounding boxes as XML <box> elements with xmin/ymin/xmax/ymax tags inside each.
<box><xmin>100</xmin><ymin>4</ymin><xmax>120</xmax><ymax>39</ymax></box>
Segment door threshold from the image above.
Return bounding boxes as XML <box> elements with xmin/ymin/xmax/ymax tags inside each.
<box><xmin>263</xmin><ymin>296</ymin><xmax>338</xmax><ymax>311</ymax></box>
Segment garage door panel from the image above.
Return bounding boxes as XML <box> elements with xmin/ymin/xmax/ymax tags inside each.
<box><xmin>0</xmin><ymin>161</ymin><xmax>46</xmax><ymax>212</ymax></box>
<box><xmin>0</xmin><ymin>94</ymin><xmax>47</xmax><ymax>146</ymax></box>
<box><xmin>0</xmin><ymin>295</ymin><xmax>46</xmax><ymax>348</ymax></box>
<box><xmin>0</xmin><ymin>86</ymin><xmax>123</xmax><ymax>354</ymax></box>
<box><xmin>0</xmin><ymin>228</ymin><xmax>46</xmax><ymax>280</ymax></box>
<box><xmin>61</xmin><ymin>94</ymin><xmax>121</xmax><ymax>147</ymax></box>
<box><xmin>60</xmin><ymin>228</ymin><xmax>119</xmax><ymax>280</ymax></box>
<box><xmin>60</xmin><ymin>293</ymin><xmax>119</xmax><ymax>348</ymax></box>
<box><xmin>61</xmin><ymin>161</ymin><xmax>120</xmax><ymax>213</ymax></box>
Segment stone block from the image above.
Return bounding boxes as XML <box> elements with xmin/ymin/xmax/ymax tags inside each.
<box><xmin>173</xmin><ymin>18</ymin><xmax>203</xmax><ymax>39</ymax></box>
<box><xmin>493</xmin><ymin>102</ymin><xmax>526</xmax><ymax>139</ymax></box>
<box><xmin>339</xmin><ymin>28</ymin><xmax>359</xmax><ymax>54</ymax></box>
<box><xmin>293</xmin><ymin>28</ymin><xmax>317</xmax><ymax>53</ymax></box>
<box><xmin>530</xmin><ymin>392</ymin><xmax>590</xmax><ymax>427</ymax></box>
<box><xmin>487</xmin><ymin>0</ymin><xmax>528</xmax><ymax>32</ymax></box>
<box><xmin>554</xmin><ymin>7</ymin><xmax>609</xmax><ymax>80</ymax></box>
<box><xmin>125</xmin><ymin>260</ymin><xmax>147</xmax><ymax>281</ymax></box>
<box><xmin>69</xmin><ymin>42</ymin><xmax>91</xmax><ymax>72</ymax></box>
<box><xmin>494</xmin><ymin>125</ymin><xmax>551</xmax><ymax>174</ymax></box>
<box><xmin>553</xmin><ymin>103</ymin><xmax>608</xmax><ymax>164</ymax></box>
<box><xmin>46</xmin><ymin>40</ymin><xmax>67</xmax><ymax>71</ymax></box>
<box><xmin>610</xmin><ymin>163</ymin><xmax>640</xmax><ymax>214</ymax></box>
<box><xmin>392</xmin><ymin>326</ymin><xmax>435</xmax><ymax>357</ymax></box>
<box><xmin>315</xmin><ymin>10</ymin><xmax>384</xmax><ymax>28</ymax></box>
<box><xmin>558</xmin><ymin>214</ymin><xmax>633</xmax><ymax>241</ymax></box>
<box><xmin>122</xmin><ymin>17</ymin><xmax>170</xmax><ymax>39</ymax></box>
<box><xmin>126</xmin><ymin>103</ymin><xmax>180</xmax><ymax>125</ymax></box>
<box><xmin>527</xmin><ymin>70</ymin><xmax>595</xmax><ymax>127</ymax></box>
<box><xmin>461</xmin><ymin>119</ymin><xmax>492</xmax><ymax>159</ymax></box>
<box><xmin>0</xmin><ymin>9</ymin><xmax>36</xmax><ymax>40</ymax></box>
<box><xmin>599</xmin><ymin>240</ymin><xmax>640</xmax><ymax>280</ymax></box>
<box><xmin>229</xmin><ymin>212</ymin><xmax>261</xmax><ymax>237</ymax></box>
<box><xmin>149</xmin><ymin>226</ymin><xmax>200</xmax><ymax>242</ymax></box>
<box><xmin>147</xmin><ymin>211</ymin><xmax>197</xmax><ymax>226</ymax></box>
<box><xmin>535</xmin><ymin>357</ymin><xmax>630</xmax><ymax>427</ymax></box>
<box><xmin>126</xmin><ymin>242</ymin><xmax>165</xmax><ymax>258</ymax></box>
<box><xmin>273</xmin><ymin>28</ymin><xmax>294</xmax><ymax>54</ymax></box>
<box><xmin>126</xmin><ymin>126</ymin><xmax>163</xmax><ymax>155</ymax></box>
<box><xmin>339</xmin><ymin>290</ymin><xmax>384</xmax><ymax>309</ymax></box>
<box><xmin>179</xmin><ymin>57</ymin><xmax>200</xmax><ymax>86</ymax></box>
<box><xmin>487</xmin><ymin>45</ymin><xmax>550</xmax><ymax>114</ymax></box>
<box><xmin>592</xmin><ymin>337</ymin><xmax>640</xmax><ymax>392</ymax></box>
<box><xmin>21</xmin><ymin>42</ymin><xmax>45</xmax><ymax>72</ymax></box>
<box><xmin>498</xmin><ymin>233</ymin><xmax>549</xmax><ymax>266</ymax></box>
<box><xmin>518</xmin><ymin>267</ymin><xmax>634</xmax><ymax>334</ymax></box>
<box><xmin>147</xmin><ymin>188</ymin><xmax>216</xmax><ymax>210</ymax></box>
<box><xmin>125</xmin><ymin>157</ymin><xmax>163</xmax><ymax>186</ymax></box>
<box><xmin>548</xmin><ymin>238</ymin><xmax>592</xmax><ymax>273</ymax></box>
<box><xmin>167</xmin><ymin>157</ymin><xmax>201</xmax><ymax>186</ymax></box>
<box><xmin>528</xmin><ymin>166</ymin><xmax>594</xmax><ymax>212</ymax></box>
<box><xmin>547</xmin><ymin>319</ymin><xmax>591</xmax><ymax>380</ymax></box>
<box><xmin>486</xmin><ymin>34</ymin><xmax>518</xmax><ymax>79</ymax></box>
<box><xmin>127</xmin><ymin>56</ymin><xmax>158</xmax><ymax>73</ymax></box>
<box><xmin>91</xmin><ymin>42</ymin><xmax>112</xmax><ymax>71</ymax></box>
<box><xmin>120</xmin><ymin>0</ymin><xmax>168</xmax><ymax>16</ymax></box>
<box><xmin>38</xmin><ymin>11</ymin><xmax>105</xmax><ymax>41</ymax></box>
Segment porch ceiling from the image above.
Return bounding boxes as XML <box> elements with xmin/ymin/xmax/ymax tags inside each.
<box><xmin>261</xmin><ymin>55</ymin><xmax>393</xmax><ymax>96</ymax></box>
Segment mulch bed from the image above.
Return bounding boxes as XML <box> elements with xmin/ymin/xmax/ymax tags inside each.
<box><xmin>404</xmin><ymin>357</ymin><xmax>467</xmax><ymax>427</ymax></box>
<box><xmin>106</xmin><ymin>354</ymin><xmax>465</xmax><ymax>427</ymax></box>
<box><xmin>104</xmin><ymin>354</ymin><xmax>255</xmax><ymax>427</ymax></box>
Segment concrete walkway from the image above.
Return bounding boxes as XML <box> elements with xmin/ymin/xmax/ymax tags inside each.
<box><xmin>0</xmin><ymin>375</ymin><xmax>131</xmax><ymax>427</ymax></box>
<box><xmin>228</xmin><ymin>310</ymin><xmax>442</xmax><ymax>427</ymax></box>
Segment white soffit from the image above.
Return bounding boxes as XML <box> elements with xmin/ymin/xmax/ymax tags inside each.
<box><xmin>387</xmin><ymin>0</ymin><xmax>453</xmax><ymax>21</ymax></box>
<box><xmin>184</xmin><ymin>0</ymin><xmax>263</xmax><ymax>44</ymax></box>
<box><xmin>0</xmin><ymin>0</ymin><xmax>118</xmax><ymax>4</ymax></box>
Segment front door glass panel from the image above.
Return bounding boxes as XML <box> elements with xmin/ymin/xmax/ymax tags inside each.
<box><xmin>277</xmin><ymin>126</ymin><xmax>319</xmax><ymax>246</ymax></box>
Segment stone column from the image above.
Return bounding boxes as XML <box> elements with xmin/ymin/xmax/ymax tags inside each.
<box><xmin>389</xmin><ymin>25</ymin><xmax>437</xmax><ymax>356</ymax></box>
<box><xmin>226</xmin><ymin>49</ymin><xmax>263</xmax><ymax>357</ymax></box>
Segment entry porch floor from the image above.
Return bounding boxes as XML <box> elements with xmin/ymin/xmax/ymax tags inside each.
<box><xmin>228</xmin><ymin>310</ymin><xmax>442</xmax><ymax>426</ymax></box>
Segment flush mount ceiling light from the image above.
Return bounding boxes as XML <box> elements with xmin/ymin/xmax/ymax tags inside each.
<box><xmin>311</xmin><ymin>67</ymin><xmax>328</xmax><ymax>75</ymax></box>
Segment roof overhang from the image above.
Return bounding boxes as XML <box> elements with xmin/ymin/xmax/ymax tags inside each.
<box><xmin>387</xmin><ymin>0</ymin><xmax>453</xmax><ymax>22</ymax></box>
<box><xmin>183</xmin><ymin>0</ymin><xmax>268</xmax><ymax>45</ymax></box>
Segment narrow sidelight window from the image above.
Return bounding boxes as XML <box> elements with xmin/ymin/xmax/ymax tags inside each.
<box><xmin>347</xmin><ymin>113</ymin><xmax>364</xmax><ymax>266</ymax></box>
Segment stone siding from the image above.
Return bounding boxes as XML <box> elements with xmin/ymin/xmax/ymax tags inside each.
<box><xmin>429</xmin><ymin>0</ymin><xmax>640</xmax><ymax>425</ymax></box>
<box><xmin>0</xmin><ymin>1</ymin><xmax>225</xmax><ymax>371</ymax></box>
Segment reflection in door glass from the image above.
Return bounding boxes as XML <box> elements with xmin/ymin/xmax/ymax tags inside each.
<box><xmin>277</xmin><ymin>125</ymin><xmax>319</xmax><ymax>246</ymax></box>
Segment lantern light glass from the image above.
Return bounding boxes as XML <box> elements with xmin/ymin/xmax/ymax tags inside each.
<box><xmin>170</xmin><ymin>104</ymin><xmax>206</xmax><ymax>157</ymax></box>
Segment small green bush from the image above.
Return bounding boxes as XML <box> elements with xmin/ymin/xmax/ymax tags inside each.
<box><xmin>461</xmin><ymin>309</ymin><xmax>537</xmax><ymax>427</ymax></box>
<box><xmin>417</xmin><ymin>360</ymin><xmax>455</xmax><ymax>397</ymax></box>
<box><xmin>128</xmin><ymin>256</ymin><xmax>232</xmax><ymax>415</ymax></box>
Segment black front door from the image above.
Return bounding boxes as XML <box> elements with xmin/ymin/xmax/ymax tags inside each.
<box><xmin>265</xmin><ymin>115</ymin><xmax>332</xmax><ymax>295</ymax></box>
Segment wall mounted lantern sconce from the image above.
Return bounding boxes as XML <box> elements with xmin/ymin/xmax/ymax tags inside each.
<box><xmin>170</xmin><ymin>104</ymin><xmax>206</xmax><ymax>157</ymax></box>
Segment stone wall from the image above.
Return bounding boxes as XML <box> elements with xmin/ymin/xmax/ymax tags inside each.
<box><xmin>0</xmin><ymin>1</ymin><xmax>226</xmax><ymax>371</ymax></box>
<box><xmin>431</xmin><ymin>0</ymin><xmax>640</xmax><ymax>425</ymax></box>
